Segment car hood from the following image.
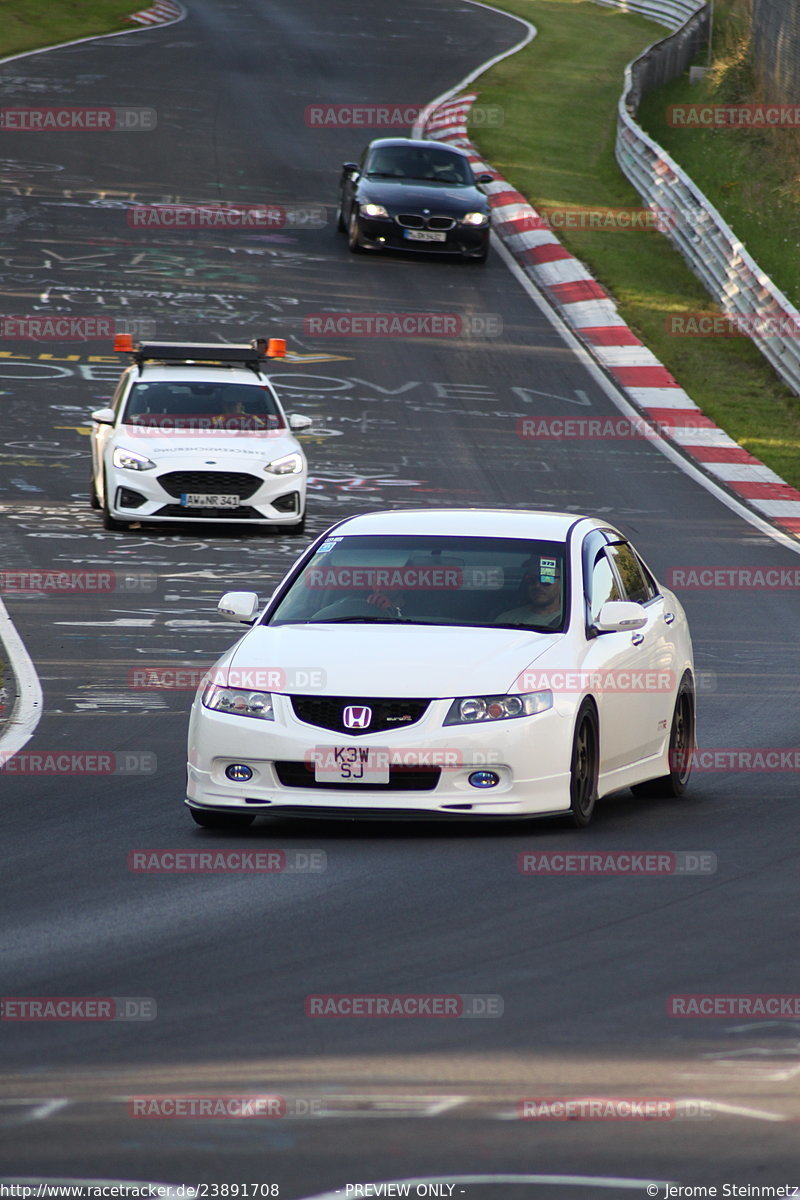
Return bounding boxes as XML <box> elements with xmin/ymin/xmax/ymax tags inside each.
<box><xmin>115</xmin><ymin>426</ymin><xmax>298</xmax><ymax>462</ymax></box>
<box><xmin>357</xmin><ymin>178</ymin><xmax>489</xmax><ymax>215</ymax></box>
<box><xmin>224</xmin><ymin>623</ymin><xmax>560</xmax><ymax>698</ymax></box>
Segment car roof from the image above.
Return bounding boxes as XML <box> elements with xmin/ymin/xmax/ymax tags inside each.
<box><xmin>126</xmin><ymin>364</ymin><xmax>270</xmax><ymax>385</ymax></box>
<box><xmin>328</xmin><ymin>508</ymin><xmax>600</xmax><ymax>541</ymax></box>
<box><xmin>366</xmin><ymin>137</ymin><xmax>471</xmax><ymax>158</ymax></box>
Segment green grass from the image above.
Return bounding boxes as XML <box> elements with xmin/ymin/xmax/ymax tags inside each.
<box><xmin>470</xmin><ymin>0</ymin><xmax>800</xmax><ymax>487</ymax></box>
<box><xmin>0</xmin><ymin>0</ymin><xmax>139</xmax><ymax>58</ymax></box>
<box><xmin>637</xmin><ymin>10</ymin><xmax>800</xmax><ymax>308</ymax></box>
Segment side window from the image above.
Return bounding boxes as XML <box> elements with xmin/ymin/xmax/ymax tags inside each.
<box><xmin>111</xmin><ymin>371</ymin><xmax>130</xmax><ymax>416</ymax></box>
<box><xmin>589</xmin><ymin>551</ymin><xmax>621</xmax><ymax>622</ymax></box>
<box><xmin>607</xmin><ymin>542</ymin><xmax>656</xmax><ymax>604</ymax></box>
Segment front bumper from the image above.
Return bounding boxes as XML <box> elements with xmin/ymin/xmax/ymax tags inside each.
<box><xmin>106</xmin><ymin>465</ymin><xmax>306</xmax><ymax>525</ymax></box>
<box><xmin>358</xmin><ymin>216</ymin><xmax>489</xmax><ymax>257</ymax></box>
<box><xmin>186</xmin><ymin>693</ymin><xmax>572</xmax><ymax>819</ymax></box>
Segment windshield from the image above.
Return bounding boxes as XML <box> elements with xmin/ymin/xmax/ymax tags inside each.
<box><xmin>364</xmin><ymin>146</ymin><xmax>473</xmax><ymax>185</ymax></box>
<box><xmin>121</xmin><ymin>380</ymin><xmax>284</xmax><ymax>431</ymax></box>
<box><xmin>268</xmin><ymin>535</ymin><xmax>568</xmax><ymax>631</ymax></box>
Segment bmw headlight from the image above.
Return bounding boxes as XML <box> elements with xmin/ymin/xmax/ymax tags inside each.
<box><xmin>461</xmin><ymin>211</ymin><xmax>489</xmax><ymax>226</ymax></box>
<box><xmin>444</xmin><ymin>691</ymin><xmax>553</xmax><ymax>725</ymax></box>
<box><xmin>112</xmin><ymin>447</ymin><xmax>156</xmax><ymax>471</ymax></box>
<box><xmin>202</xmin><ymin>684</ymin><xmax>275</xmax><ymax>720</ymax></box>
<box><xmin>265</xmin><ymin>452</ymin><xmax>303</xmax><ymax>475</ymax></box>
<box><xmin>361</xmin><ymin>203</ymin><xmax>389</xmax><ymax>218</ymax></box>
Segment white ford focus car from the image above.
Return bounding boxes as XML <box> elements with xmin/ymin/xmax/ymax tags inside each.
<box><xmin>186</xmin><ymin>508</ymin><xmax>695</xmax><ymax>828</ymax></box>
<box><xmin>90</xmin><ymin>339</ymin><xmax>311</xmax><ymax>532</ymax></box>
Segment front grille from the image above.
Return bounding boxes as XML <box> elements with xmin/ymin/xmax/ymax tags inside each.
<box><xmin>395</xmin><ymin>214</ymin><xmax>456</xmax><ymax>231</ymax></box>
<box><xmin>157</xmin><ymin>471</ymin><xmax>262</xmax><ymax>500</ymax></box>
<box><xmin>275</xmin><ymin>761</ymin><xmax>440</xmax><ymax>791</ymax></box>
<box><xmin>154</xmin><ymin>504</ymin><xmax>263</xmax><ymax>519</ymax></box>
<box><xmin>290</xmin><ymin>696</ymin><xmax>429</xmax><ymax>736</ymax></box>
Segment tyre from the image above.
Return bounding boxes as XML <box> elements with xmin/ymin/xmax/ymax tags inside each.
<box><xmin>102</xmin><ymin>504</ymin><xmax>127</xmax><ymax>531</ymax></box>
<box><xmin>631</xmin><ymin>674</ymin><xmax>695</xmax><ymax>799</ymax></box>
<box><xmin>190</xmin><ymin>808</ymin><xmax>255</xmax><ymax>830</ymax></box>
<box><xmin>90</xmin><ymin>473</ymin><xmax>100</xmax><ymax>510</ymax></box>
<box><xmin>567</xmin><ymin>702</ymin><xmax>599</xmax><ymax>827</ymax></box>
<box><xmin>275</xmin><ymin>512</ymin><xmax>306</xmax><ymax>535</ymax></box>
<box><xmin>336</xmin><ymin>201</ymin><xmax>346</xmax><ymax>232</ymax></box>
<box><xmin>347</xmin><ymin>209</ymin><xmax>364</xmax><ymax>253</ymax></box>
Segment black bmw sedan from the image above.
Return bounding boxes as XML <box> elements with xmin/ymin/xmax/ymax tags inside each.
<box><xmin>337</xmin><ymin>137</ymin><xmax>494</xmax><ymax>262</ymax></box>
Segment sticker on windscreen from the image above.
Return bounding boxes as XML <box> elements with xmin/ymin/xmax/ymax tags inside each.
<box><xmin>316</xmin><ymin>537</ymin><xmax>343</xmax><ymax>554</ymax></box>
<box><xmin>540</xmin><ymin>558</ymin><xmax>557</xmax><ymax>584</ymax></box>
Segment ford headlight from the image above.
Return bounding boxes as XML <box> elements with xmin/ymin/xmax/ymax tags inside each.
<box><xmin>112</xmin><ymin>447</ymin><xmax>156</xmax><ymax>471</ymax></box>
<box><xmin>444</xmin><ymin>691</ymin><xmax>552</xmax><ymax>725</ymax></box>
<box><xmin>202</xmin><ymin>684</ymin><xmax>275</xmax><ymax>720</ymax></box>
<box><xmin>265</xmin><ymin>452</ymin><xmax>302</xmax><ymax>475</ymax></box>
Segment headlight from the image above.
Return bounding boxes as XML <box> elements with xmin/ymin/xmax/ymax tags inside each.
<box><xmin>361</xmin><ymin>203</ymin><xmax>389</xmax><ymax>218</ymax></box>
<box><xmin>202</xmin><ymin>684</ymin><xmax>275</xmax><ymax>720</ymax></box>
<box><xmin>461</xmin><ymin>211</ymin><xmax>489</xmax><ymax>226</ymax></box>
<box><xmin>265</xmin><ymin>452</ymin><xmax>302</xmax><ymax>475</ymax></box>
<box><xmin>112</xmin><ymin>447</ymin><xmax>156</xmax><ymax>471</ymax></box>
<box><xmin>444</xmin><ymin>691</ymin><xmax>553</xmax><ymax>725</ymax></box>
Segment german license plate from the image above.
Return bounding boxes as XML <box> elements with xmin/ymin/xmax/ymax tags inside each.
<box><xmin>313</xmin><ymin>746</ymin><xmax>389</xmax><ymax>784</ymax></box>
<box><xmin>180</xmin><ymin>493</ymin><xmax>240</xmax><ymax>508</ymax></box>
<box><xmin>404</xmin><ymin>229</ymin><xmax>447</xmax><ymax>242</ymax></box>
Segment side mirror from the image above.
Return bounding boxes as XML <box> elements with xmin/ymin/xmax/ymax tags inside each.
<box><xmin>476</xmin><ymin>173</ymin><xmax>494</xmax><ymax>184</ymax></box>
<box><xmin>594</xmin><ymin>600</ymin><xmax>647</xmax><ymax>633</ymax></box>
<box><xmin>342</xmin><ymin>162</ymin><xmax>359</xmax><ymax>173</ymax></box>
<box><xmin>218</xmin><ymin>591</ymin><xmax>260</xmax><ymax>624</ymax></box>
<box><xmin>90</xmin><ymin>407</ymin><xmax>116</xmax><ymax>425</ymax></box>
<box><xmin>288</xmin><ymin>413</ymin><xmax>313</xmax><ymax>432</ymax></box>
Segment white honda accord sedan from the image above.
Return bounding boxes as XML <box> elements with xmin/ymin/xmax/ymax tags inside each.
<box><xmin>186</xmin><ymin>509</ymin><xmax>695</xmax><ymax>828</ymax></box>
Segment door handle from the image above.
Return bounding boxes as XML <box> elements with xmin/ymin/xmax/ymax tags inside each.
<box><xmin>631</xmin><ymin>632</ymin><xmax>645</xmax><ymax>646</ymax></box>
<box><xmin>664</xmin><ymin>612</ymin><xmax>675</xmax><ymax>625</ymax></box>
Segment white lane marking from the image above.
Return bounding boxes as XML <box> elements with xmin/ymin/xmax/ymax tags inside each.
<box><xmin>411</xmin><ymin>5</ymin><xmax>536</xmax><ymax>139</ymax></box>
<box><xmin>53</xmin><ymin>619</ymin><xmax>155</xmax><ymax>627</ymax></box>
<box><xmin>728</xmin><ymin>1021</ymin><xmax>800</xmax><ymax>1033</ymax></box>
<box><xmin>692</xmin><ymin>1100</ymin><xmax>788</xmax><ymax>1122</ymax></box>
<box><xmin>0</xmin><ymin>2</ymin><xmax>186</xmax><ymax>68</ymax></box>
<box><xmin>0</xmin><ymin>1099</ymin><xmax>69</xmax><ymax>1125</ymax></box>
<box><xmin>0</xmin><ymin>597</ymin><xmax>44</xmax><ymax>762</ymax></box>
<box><xmin>491</xmin><ymin>236</ymin><xmax>800</xmax><ymax>556</ymax></box>
<box><xmin>298</xmin><ymin>1174</ymin><xmax>674</xmax><ymax>1199</ymax></box>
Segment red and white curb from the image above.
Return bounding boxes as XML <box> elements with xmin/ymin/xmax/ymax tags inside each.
<box><xmin>125</xmin><ymin>0</ymin><xmax>184</xmax><ymax>27</ymax></box>
<box><xmin>424</xmin><ymin>94</ymin><xmax>800</xmax><ymax>541</ymax></box>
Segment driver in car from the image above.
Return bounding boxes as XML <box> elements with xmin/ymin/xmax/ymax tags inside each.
<box><xmin>496</xmin><ymin>559</ymin><xmax>563</xmax><ymax>628</ymax></box>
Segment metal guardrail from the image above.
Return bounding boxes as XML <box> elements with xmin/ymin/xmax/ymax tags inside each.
<box><xmin>594</xmin><ymin>0</ymin><xmax>701</xmax><ymax>30</ymax></box>
<box><xmin>602</xmin><ymin>0</ymin><xmax>800</xmax><ymax>396</ymax></box>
